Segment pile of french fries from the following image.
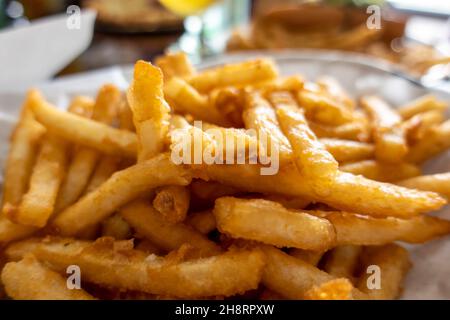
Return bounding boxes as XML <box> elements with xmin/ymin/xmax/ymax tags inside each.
<box><xmin>1</xmin><ymin>52</ymin><xmax>450</xmax><ymax>300</ymax></box>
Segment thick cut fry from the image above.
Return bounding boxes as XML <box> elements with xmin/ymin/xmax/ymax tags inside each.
<box><xmin>55</xmin><ymin>85</ymin><xmax>120</xmax><ymax>212</ymax></box>
<box><xmin>323</xmin><ymin>245</ymin><xmax>362</xmax><ymax>280</ymax></box>
<box><xmin>52</xmin><ymin>154</ymin><xmax>192</xmax><ymax>236</ymax></box>
<box><xmin>261</xmin><ymin>246</ymin><xmax>366</xmax><ymax>299</ymax></box>
<box><xmin>320</xmin><ymin>138</ymin><xmax>374</xmax><ymax>162</ymax></box>
<box><xmin>7</xmin><ymin>134</ymin><xmax>68</xmax><ymax>227</ymax></box>
<box><xmin>196</xmin><ymin>163</ymin><xmax>446</xmax><ymax>217</ymax></box>
<box><xmin>275</xmin><ymin>93</ymin><xmax>339</xmax><ymax>195</ymax></box>
<box><xmin>30</xmin><ymin>95</ymin><xmax>137</xmax><ymax>158</ymax></box>
<box><xmin>309</xmin><ymin>121</ymin><xmax>370</xmax><ymax>142</ymax></box>
<box><xmin>297</xmin><ymin>90</ymin><xmax>354</xmax><ymax>125</ymax></box>
<box><xmin>186</xmin><ymin>210</ymin><xmax>216</xmax><ymax>234</ymax></box>
<box><xmin>188</xmin><ymin>58</ymin><xmax>277</xmax><ymax>93</ymax></box>
<box><xmin>214</xmin><ymin>197</ymin><xmax>336</xmax><ymax>250</ymax></box>
<box><xmin>101</xmin><ymin>214</ymin><xmax>131</xmax><ymax>240</ymax></box>
<box><xmin>33</xmin><ymin>237</ymin><xmax>265</xmax><ymax>298</ymax></box>
<box><xmin>153</xmin><ymin>185</ymin><xmax>190</xmax><ymax>224</ymax></box>
<box><xmin>155</xmin><ymin>51</ymin><xmax>195</xmax><ymax>79</ymax></box>
<box><xmin>289</xmin><ymin>249</ymin><xmax>324</xmax><ymax>266</ymax></box>
<box><xmin>397</xmin><ymin>173</ymin><xmax>450</xmax><ymax>199</ymax></box>
<box><xmin>408</xmin><ymin>120</ymin><xmax>450</xmax><ymax>163</ymax></box>
<box><xmin>304</xmin><ymin>278</ymin><xmax>355</xmax><ymax>300</ymax></box>
<box><xmin>120</xmin><ymin>200</ymin><xmax>220</xmax><ymax>256</ymax></box>
<box><xmin>127</xmin><ymin>60</ymin><xmax>170</xmax><ymax>161</ymax></box>
<box><xmin>402</xmin><ymin>110</ymin><xmax>444</xmax><ymax>144</ymax></box>
<box><xmin>1</xmin><ymin>255</ymin><xmax>94</xmax><ymax>300</ymax></box>
<box><xmin>357</xmin><ymin>244</ymin><xmax>411</xmax><ymax>299</ymax></box>
<box><xmin>340</xmin><ymin>160</ymin><xmax>421</xmax><ymax>182</ymax></box>
<box><xmin>313</xmin><ymin>211</ymin><xmax>450</xmax><ymax>245</ymax></box>
<box><xmin>398</xmin><ymin>94</ymin><xmax>447</xmax><ymax>119</ymax></box>
<box><xmin>361</xmin><ymin>95</ymin><xmax>407</xmax><ymax>163</ymax></box>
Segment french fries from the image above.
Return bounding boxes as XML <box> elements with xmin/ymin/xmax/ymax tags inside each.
<box><xmin>186</xmin><ymin>210</ymin><xmax>217</xmax><ymax>234</ymax></box>
<box><xmin>155</xmin><ymin>51</ymin><xmax>195</xmax><ymax>79</ymax></box>
<box><xmin>397</xmin><ymin>173</ymin><xmax>450</xmax><ymax>199</ymax></box>
<box><xmin>361</xmin><ymin>95</ymin><xmax>408</xmax><ymax>163</ymax></box>
<box><xmin>398</xmin><ymin>94</ymin><xmax>447</xmax><ymax>119</ymax></box>
<box><xmin>323</xmin><ymin>245</ymin><xmax>362</xmax><ymax>281</ymax></box>
<box><xmin>340</xmin><ymin>160</ymin><xmax>421</xmax><ymax>182</ymax></box>
<box><xmin>152</xmin><ymin>185</ymin><xmax>190</xmax><ymax>224</ymax></box>
<box><xmin>1</xmin><ymin>254</ymin><xmax>95</xmax><ymax>300</ymax></box>
<box><xmin>319</xmin><ymin>138</ymin><xmax>374</xmax><ymax>162</ymax></box>
<box><xmin>304</xmin><ymin>278</ymin><xmax>355</xmax><ymax>300</ymax></box>
<box><xmin>214</xmin><ymin>197</ymin><xmax>336</xmax><ymax>250</ymax></box>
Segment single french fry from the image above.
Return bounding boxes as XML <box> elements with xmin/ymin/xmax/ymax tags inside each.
<box><xmin>304</xmin><ymin>278</ymin><xmax>355</xmax><ymax>300</ymax></box>
<box><xmin>309</xmin><ymin>121</ymin><xmax>370</xmax><ymax>142</ymax></box>
<box><xmin>209</xmin><ymin>86</ymin><xmax>244</xmax><ymax>127</ymax></box>
<box><xmin>2</xmin><ymin>90</ymin><xmax>45</xmax><ymax>215</ymax></box>
<box><xmin>84</xmin><ymin>156</ymin><xmax>122</xmax><ymax>194</ymax></box>
<box><xmin>320</xmin><ymin>138</ymin><xmax>374</xmax><ymax>162</ymax></box>
<box><xmin>297</xmin><ymin>90</ymin><xmax>354</xmax><ymax>125</ymax></box>
<box><xmin>313</xmin><ymin>211</ymin><xmax>450</xmax><ymax>245</ymax></box>
<box><xmin>186</xmin><ymin>210</ymin><xmax>216</xmax><ymax>234</ymax></box>
<box><xmin>118</xmin><ymin>99</ymin><xmax>135</xmax><ymax>132</ymax></box>
<box><xmin>361</xmin><ymin>95</ymin><xmax>407</xmax><ymax>163</ymax></box>
<box><xmin>155</xmin><ymin>51</ymin><xmax>195</xmax><ymax>79</ymax></box>
<box><xmin>127</xmin><ymin>60</ymin><xmax>170</xmax><ymax>161</ymax></box>
<box><xmin>4</xmin><ymin>238</ymin><xmax>42</xmax><ymax>261</ymax></box>
<box><xmin>52</xmin><ymin>153</ymin><xmax>192</xmax><ymax>236</ymax></box>
<box><xmin>33</xmin><ymin>237</ymin><xmax>265</xmax><ymax>298</ymax></box>
<box><xmin>317</xmin><ymin>76</ymin><xmax>355</xmax><ymax>110</ymax></box>
<box><xmin>397</xmin><ymin>173</ymin><xmax>450</xmax><ymax>199</ymax></box>
<box><xmin>120</xmin><ymin>200</ymin><xmax>220</xmax><ymax>256</ymax></box>
<box><xmin>195</xmin><ymin>162</ymin><xmax>446</xmax><ymax>217</ymax></box>
<box><xmin>274</xmin><ymin>92</ymin><xmax>339</xmax><ymax>195</ymax></box>
<box><xmin>7</xmin><ymin>134</ymin><xmax>68</xmax><ymax>227</ymax></box>
<box><xmin>55</xmin><ymin>85</ymin><xmax>121</xmax><ymax>212</ymax></box>
<box><xmin>402</xmin><ymin>110</ymin><xmax>444</xmax><ymax>144</ymax></box>
<box><xmin>1</xmin><ymin>255</ymin><xmax>95</xmax><ymax>300</ymax></box>
<box><xmin>289</xmin><ymin>249</ymin><xmax>324</xmax><ymax>266</ymax></box>
<box><xmin>323</xmin><ymin>245</ymin><xmax>362</xmax><ymax>281</ymax></box>
<box><xmin>261</xmin><ymin>246</ymin><xmax>367</xmax><ymax>299</ymax></box>
<box><xmin>340</xmin><ymin>160</ymin><xmax>421</xmax><ymax>182</ymax></box>
<box><xmin>164</xmin><ymin>77</ymin><xmax>230</xmax><ymax>126</ymax></box>
<box><xmin>357</xmin><ymin>244</ymin><xmax>411</xmax><ymax>300</ymax></box>
<box><xmin>101</xmin><ymin>214</ymin><xmax>132</xmax><ymax>240</ymax></box>
<box><xmin>30</xmin><ymin>94</ymin><xmax>137</xmax><ymax>158</ymax></box>
<box><xmin>214</xmin><ymin>197</ymin><xmax>336</xmax><ymax>250</ymax></box>
<box><xmin>398</xmin><ymin>94</ymin><xmax>447</xmax><ymax>119</ymax></box>
<box><xmin>188</xmin><ymin>58</ymin><xmax>278</xmax><ymax>93</ymax></box>
<box><xmin>0</xmin><ymin>217</ymin><xmax>37</xmax><ymax>245</ymax></box>
<box><xmin>408</xmin><ymin>120</ymin><xmax>450</xmax><ymax>163</ymax></box>
<box><xmin>153</xmin><ymin>185</ymin><xmax>190</xmax><ymax>224</ymax></box>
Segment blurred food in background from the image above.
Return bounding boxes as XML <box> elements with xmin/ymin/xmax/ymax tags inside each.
<box><xmin>82</xmin><ymin>0</ymin><xmax>183</xmax><ymax>33</ymax></box>
<box><xmin>227</xmin><ymin>1</ymin><xmax>450</xmax><ymax>76</ymax></box>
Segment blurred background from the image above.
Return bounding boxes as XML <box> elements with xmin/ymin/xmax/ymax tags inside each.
<box><xmin>0</xmin><ymin>0</ymin><xmax>449</xmax><ymax>79</ymax></box>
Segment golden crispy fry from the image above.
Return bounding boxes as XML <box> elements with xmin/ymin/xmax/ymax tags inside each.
<box><xmin>52</xmin><ymin>154</ymin><xmax>192</xmax><ymax>236</ymax></box>
<box><xmin>340</xmin><ymin>160</ymin><xmax>421</xmax><ymax>182</ymax></box>
<box><xmin>320</xmin><ymin>138</ymin><xmax>374</xmax><ymax>162</ymax></box>
<box><xmin>188</xmin><ymin>58</ymin><xmax>278</xmax><ymax>93</ymax></box>
<box><xmin>357</xmin><ymin>244</ymin><xmax>411</xmax><ymax>300</ymax></box>
<box><xmin>33</xmin><ymin>237</ymin><xmax>265</xmax><ymax>298</ymax></box>
<box><xmin>1</xmin><ymin>254</ymin><xmax>95</xmax><ymax>300</ymax></box>
<box><xmin>164</xmin><ymin>77</ymin><xmax>230</xmax><ymax>126</ymax></box>
<box><xmin>155</xmin><ymin>51</ymin><xmax>195</xmax><ymax>79</ymax></box>
<box><xmin>361</xmin><ymin>95</ymin><xmax>408</xmax><ymax>163</ymax></box>
<box><xmin>120</xmin><ymin>200</ymin><xmax>220</xmax><ymax>256</ymax></box>
<box><xmin>214</xmin><ymin>197</ymin><xmax>336</xmax><ymax>250</ymax></box>
<box><xmin>397</xmin><ymin>173</ymin><xmax>450</xmax><ymax>199</ymax></box>
<box><xmin>30</xmin><ymin>94</ymin><xmax>137</xmax><ymax>158</ymax></box>
<box><xmin>7</xmin><ymin>134</ymin><xmax>68</xmax><ymax>227</ymax></box>
<box><xmin>127</xmin><ymin>60</ymin><xmax>170</xmax><ymax>161</ymax></box>
<box><xmin>398</xmin><ymin>94</ymin><xmax>447</xmax><ymax>119</ymax></box>
<box><xmin>313</xmin><ymin>211</ymin><xmax>450</xmax><ymax>245</ymax></box>
<box><xmin>186</xmin><ymin>210</ymin><xmax>216</xmax><ymax>234</ymax></box>
<box><xmin>274</xmin><ymin>92</ymin><xmax>338</xmax><ymax>194</ymax></box>
<box><xmin>323</xmin><ymin>245</ymin><xmax>362</xmax><ymax>281</ymax></box>
<box><xmin>101</xmin><ymin>214</ymin><xmax>132</xmax><ymax>240</ymax></box>
<box><xmin>261</xmin><ymin>246</ymin><xmax>367</xmax><ymax>299</ymax></box>
<box><xmin>0</xmin><ymin>217</ymin><xmax>37</xmax><ymax>245</ymax></box>
<box><xmin>1</xmin><ymin>90</ymin><xmax>46</xmax><ymax>215</ymax></box>
<box><xmin>317</xmin><ymin>76</ymin><xmax>354</xmax><ymax>110</ymax></box>
<box><xmin>153</xmin><ymin>186</ymin><xmax>190</xmax><ymax>224</ymax></box>
<box><xmin>118</xmin><ymin>99</ymin><xmax>135</xmax><ymax>132</ymax></box>
<box><xmin>84</xmin><ymin>156</ymin><xmax>122</xmax><ymax>194</ymax></box>
<box><xmin>408</xmin><ymin>120</ymin><xmax>450</xmax><ymax>163</ymax></box>
<box><xmin>289</xmin><ymin>249</ymin><xmax>324</xmax><ymax>266</ymax></box>
<box><xmin>55</xmin><ymin>85</ymin><xmax>120</xmax><ymax>212</ymax></box>
<box><xmin>309</xmin><ymin>121</ymin><xmax>370</xmax><ymax>142</ymax></box>
<box><xmin>297</xmin><ymin>90</ymin><xmax>354</xmax><ymax>125</ymax></box>
<box><xmin>208</xmin><ymin>86</ymin><xmax>244</xmax><ymax>127</ymax></box>
<box><xmin>242</xmin><ymin>91</ymin><xmax>291</xmax><ymax>161</ymax></box>
<box><xmin>304</xmin><ymin>278</ymin><xmax>354</xmax><ymax>300</ymax></box>
<box><xmin>402</xmin><ymin>110</ymin><xmax>444</xmax><ymax>144</ymax></box>
<box><xmin>196</xmin><ymin>161</ymin><xmax>446</xmax><ymax>217</ymax></box>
